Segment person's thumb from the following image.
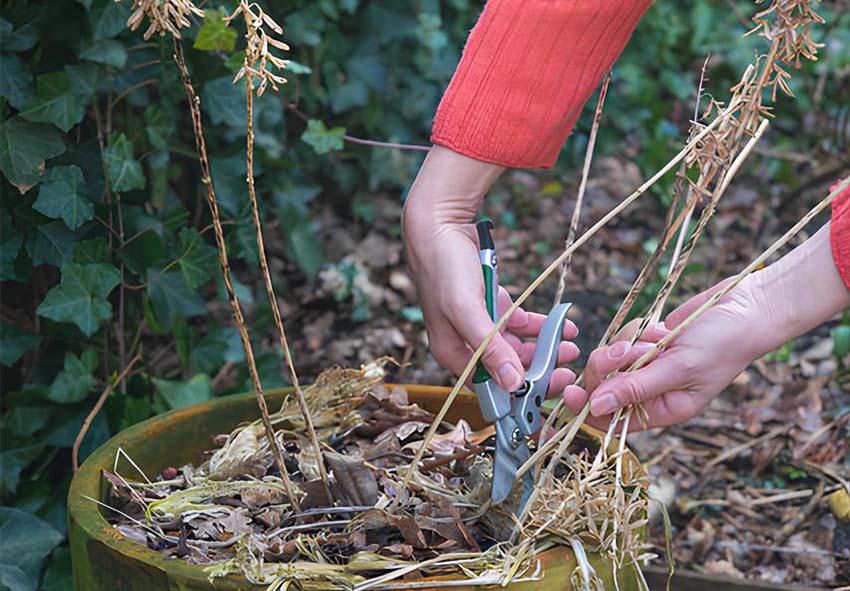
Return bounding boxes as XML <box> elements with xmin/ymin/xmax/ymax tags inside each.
<box><xmin>588</xmin><ymin>356</ymin><xmax>680</xmax><ymax>417</ymax></box>
<box><xmin>451</xmin><ymin>301</ymin><xmax>525</xmax><ymax>391</ymax></box>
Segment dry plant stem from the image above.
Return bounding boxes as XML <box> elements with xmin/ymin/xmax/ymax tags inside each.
<box><xmin>390</xmin><ymin>99</ymin><xmax>741</xmax><ymax>511</ymax></box>
<box><xmin>625</xmin><ymin>175</ymin><xmax>850</xmax><ymax>380</ymax></box>
<box><xmin>73</xmin><ymin>353</ymin><xmax>142</xmax><ymax>472</ymax></box>
<box><xmin>172</xmin><ymin>40</ymin><xmax>300</xmax><ymax>510</ymax></box>
<box><xmin>245</xmin><ymin>80</ymin><xmax>332</xmax><ymax>503</ymax></box>
<box><xmin>553</xmin><ymin>71</ymin><xmax>611</xmax><ymax>307</ymax></box>
<box><xmin>637</xmin><ymin>119</ymin><xmax>771</xmax><ymax>338</ymax></box>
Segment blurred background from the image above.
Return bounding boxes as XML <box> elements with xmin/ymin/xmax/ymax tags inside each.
<box><xmin>1</xmin><ymin>0</ymin><xmax>849</xmax><ymax>588</ymax></box>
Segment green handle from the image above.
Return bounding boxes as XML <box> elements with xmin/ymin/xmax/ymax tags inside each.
<box><xmin>472</xmin><ymin>263</ymin><xmax>496</xmax><ymax>384</ymax></box>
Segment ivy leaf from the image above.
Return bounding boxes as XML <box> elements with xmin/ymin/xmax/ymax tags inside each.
<box><xmin>104</xmin><ymin>133</ymin><xmax>144</xmax><ymax>192</ymax></box>
<box><xmin>36</xmin><ymin>263</ymin><xmax>121</xmax><ymax>336</ymax></box>
<box><xmin>47</xmin><ymin>349</ymin><xmax>97</xmax><ymax>404</ymax></box>
<box><xmin>285</xmin><ymin>60</ymin><xmax>312</xmax><ymax>75</ymax></box>
<box><xmin>0</xmin><ymin>20</ymin><xmax>38</xmax><ymax>53</ymax></box>
<box><xmin>202</xmin><ymin>76</ymin><xmax>245</xmax><ymax>126</ymax></box>
<box><xmin>1</xmin><ymin>211</ymin><xmax>23</xmax><ymax>280</ymax></box>
<box><xmin>89</xmin><ymin>0</ymin><xmax>131</xmax><ymax>41</ymax></box>
<box><xmin>0</xmin><ymin>442</ymin><xmax>43</xmax><ymax>495</ymax></box>
<box><xmin>30</xmin><ymin>221</ymin><xmax>74</xmax><ymax>267</ymax></box>
<box><xmin>64</xmin><ymin>64</ymin><xmax>105</xmax><ymax>97</ymax></box>
<box><xmin>0</xmin><ymin>53</ymin><xmax>33</xmax><ymax>109</ymax></box>
<box><xmin>0</xmin><ymin>323</ymin><xmax>41</xmax><ymax>367</ymax></box>
<box><xmin>194</xmin><ymin>8</ymin><xmax>237</xmax><ymax>52</ymax></box>
<box><xmin>301</xmin><ymin>119</ymin><xmax>346</xmax><ymax>154</ymax></box>
<box><xmin>33</xmin><ymin>166</ymin><xmax>93</xmax><ymax>230</ymax></box>
<box><xmin>153</xmin><ymin>374</ymin><xmax>212</xmax><ymax>410</ymax></box>
<box><xmin>146</xmin><ymin>269</ymin><xmax>206</xmax><ymax>330</ymax></box>
<box><xmin>178</xmin><ymin>228</ymin><xmax>216</xmax><ymax>290</ymax></box>
<box><xmin>0</xmin><ymin>117</ymin><xmax>65</xmax><ymax>194</ymax></box>
<box><xmin>79</xmin><ymin>40</ymin><xmax>127</xmax><ymax>69</ymax></box>
<box><xmin>286</xmin><ymin>222</ymin><xmax>324</xmax><ymax>278</ymax></box>
<box><xmin>20</xmin><ymin>72</ymin><xmax>87</xmax><ymax>132</ymax></box>
<box><xmin>6</xmin><ymin>406</ymin><xmax>50</xmax><ymax>437</ymax></box>
<box><xmin>0</xmin><ymin>507</ymin><xmax>63</xmax><ymax>590</ymax></box>
<box><xmin>144</xmin><ymin>105</ymin><xmax>174</xmax><ymax>151</ymax></box>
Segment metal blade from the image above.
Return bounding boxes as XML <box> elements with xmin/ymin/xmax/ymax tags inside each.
<box><xmin>491</xmin><ymin>415</ymin><xmax>533</xmax><ymax>506</ymax></box>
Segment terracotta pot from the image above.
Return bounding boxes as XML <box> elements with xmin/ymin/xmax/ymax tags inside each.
<box><xmin>69</xmin><ymin>385</ymin><xmax>642</xmax><ymax>590</ymax></box>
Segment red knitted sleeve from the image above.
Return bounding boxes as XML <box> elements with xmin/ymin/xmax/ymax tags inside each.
<box><xmin>431</xmin><ymin>0</ymin><xmax>653</xmax><ymax>169</ymax></box>
<box><xmin>830</xmin><ymin>178</ymin><xmax>850</xmax><ymax>291</ymax></box>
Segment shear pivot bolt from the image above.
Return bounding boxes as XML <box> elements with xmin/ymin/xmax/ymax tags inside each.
<box><xmin>510</xmin><ymin>427</ymin><xmax>522</xmax><ymax>448</ymax></box>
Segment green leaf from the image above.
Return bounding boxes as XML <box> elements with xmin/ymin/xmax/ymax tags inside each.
<box><xmin>286</xmin><ymin>222</ymin><xmax>324</xmax><ymax>278</ymax></box>
<box><xmin>6</xmin><ymin>406</ymin><xmax>50</xmax><ymax>437</ymax></box>
<box><xmin>30</xmin><ymin>221</ymin><xmax>75</xmax><ymax>267</ymax></box>
<box><xmin>202</xmin><ymin>76</ymin><xmax>245</xmax><ymax>126</ymax></box>
<box><xmin>0</xmin><ymin>20</ymin><xmax>38</xmax><ymax>53</ymax></box>
<box><xmin>194</xmin><ymin>8</ymin><xmax>237</xmax><ymax>52</ymax></box>
<box><xmin>0</xmin><ymin>323</ymin><xmax>41</xmax><ymax>367</ymax></box>
<box><xmin>144</xmin><ymin>104</ymin><xmax>174</xmax><ymax>151</ymax></box>
<box><xmin>36</xmin><ymin>263</ymin><xmax>121</xmax><ymax>336</ymax></box>
<box><xmin>285</xmin><ymin>60</ymin><xmax>312</xmax><ymax>75</ymax></box>
<box><xmin>32</xmin><ymin>166</ymin><xmax>93</xmax><ymax>230</ymax></box>
<box><xmin>48</xmin><ymin>349</ymin><xmax>97</xmax><ymax>403</ymax></box>
<box><xmin>89</xmin><ymin>0</ymin><xmax>131</xmax><ymax>41</ymax></box>
<box><xmin>0</xmin><ymin>443</ymin><xmax>43</xmax><ymax>494</ymax></box>
<box><xmin>177</xmin><ymin>228</ymin><xmax>216</xmax><ymax>290</ymax></box>
<box><xmin>20</xmin><ymin>72</ymin><xmax>87</xmax><ymax>132</ymax></box>
<box><xmin>0</xmin><ymin>117</ymin><xmax>65</xmax><ymax>194</ymax></box>
<box><xmin>65</xmin><ymin>64</ymin><xmax>105</xmax><ymax>97</ymax></box>
<box><xmin>1</xmin><ymin>211</ymin><xmax>23</xmax><ymax>280</ymax></box>
<box><xmin>0</xmin><ymin>507</ymin><xmax>63</xmax><ymax>591</ymax></box>
<box><xmin>146</xmin><ymin>269</ymin><xmax>206</xmax><ymax>329</ymax></box>
<box><xmin>104</xmin><ymin>133</ymin><xmax>145</xmax><ymax>192</ymax></box>
<box><xmin>833</xmin><ymin>325</ymin><xmax>850</xmax><ymax>359</ymax></box>
<box><xmin>73</xmin><ymin>237</ymin><xmax>109</xmax><ymax>264</ymax></box>
<box><xmin>40</xmin><ymin>547</ymin><xmax>72</xmax><ymax>591</ymax></box>
<box><xmin>80</xmin><ymin>39</ymin><xmax>127</xmax><ymax>69</ymax></box>
<box><xmin>0</xmin><ymin>564</ymin><xmax>33</xmax><ymax>591</ymax></box>
<box><xmin>153</xmin><ymin>374</ymin><xmax>212</xmax><ymax>410</ymax></box>
<box><xmin>0</xmin><ymin>53</ymin><xmax>33</xmax><ymax>109</ymax></box>
<box><xmin>301</xmin><ymin>119</ymin><xmax>345</xmax><ymax>154</ymax></box>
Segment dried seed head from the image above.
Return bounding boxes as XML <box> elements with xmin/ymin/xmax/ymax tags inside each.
<box><xmin>226</xmin><ymin>1</ymin><xmax>289</xmax><ymax>96</ymax></box>
<box><xmin>119</xmin><ymin>0</ymin><xmax>204</xmax><ymax>40</ymax></box>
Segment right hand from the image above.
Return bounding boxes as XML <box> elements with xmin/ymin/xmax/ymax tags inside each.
<box><xmin>403</xmin><ymin>146</ymin><xmax>580</xmax><ymax>396</ymax></box>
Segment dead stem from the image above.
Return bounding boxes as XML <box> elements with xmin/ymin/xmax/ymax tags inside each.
<box><xmin>172</xmin><ymin>40</ymin><xmax>300</xmax><ymax>511</ymax></box>
<box><xmin>553</xmin><ymin>71</ymin><xmax>611</xmax><ymax>307</ymax></box>
<box><xmin>73</xmin><ymin>352</ymin><xmax>142</xmax><ymax>472</ymax></box>
<box><xmin>245</xmin><ymin>77</ymin><xmax>332</xmax><ymax>503</ymax></box>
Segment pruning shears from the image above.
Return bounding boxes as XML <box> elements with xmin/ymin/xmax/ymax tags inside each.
<box><xmin>473</xmin><ymin>220</ymin><xmax>571</xmax><ymax>511</ymax></box>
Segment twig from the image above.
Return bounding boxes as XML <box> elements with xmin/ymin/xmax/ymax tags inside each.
<box><xmin>285</xmin><ymin>102</ymin><xmax>431</xmax><ymax>152</ymax></box>
<box><xmin>553</xmin><ymin>71</ymin><xmax>611</xmax><ymax>307</ymax></box>
<box><xmin>173</xmin><ymin>40</ymin><xmax>300</xmax><ymax>511</ymax></box>
<box><xmin>245</xmin><ymin>76</ymin><xmax>332</xmax><ymax>503</ymax></box>
<box><xmin>73</xmin><ymin>353</ymin><xmax>142</xmax><ymax>472</ymax></box>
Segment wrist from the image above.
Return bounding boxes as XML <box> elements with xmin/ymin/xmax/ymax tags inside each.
<box><xmin>744</xmin><ymin>223</ymin><xmax>849</xmax><ymax>354</ymax></box>
<box><xmin>402</xmin><ymin>146</ymin><xmax>504</xmax><ymax>244</ymax></box>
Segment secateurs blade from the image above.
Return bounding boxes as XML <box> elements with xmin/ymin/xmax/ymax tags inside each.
<box><xmin>472</xmin><ymin>221</ymin><xmax>572</xmax><ymax>513</ymax></box>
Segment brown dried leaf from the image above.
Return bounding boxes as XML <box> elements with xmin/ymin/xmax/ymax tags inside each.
<box><xmin>325</xmin><ymin>450</ymin><xmax>379</xmax><ymax>506</ymax></box>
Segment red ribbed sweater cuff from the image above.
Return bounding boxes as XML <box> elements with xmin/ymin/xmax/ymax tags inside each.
<box><xmin>831</xmin><ymin>178</ymin><xmax>850</xmax><ymax>292</ymax></box>
<box><xmin>432</xmin><ymin>0</ymin><xmax>652</xmax><ymax>169</ymax></box>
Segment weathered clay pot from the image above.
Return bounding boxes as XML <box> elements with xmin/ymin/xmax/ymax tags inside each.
<box><xmin>69</xmin><ymin>385</ymin><xmax>641</xmax><ymax>590</ymax></box>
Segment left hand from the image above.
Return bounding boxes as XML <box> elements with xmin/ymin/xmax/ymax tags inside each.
<box><xmin>562</xmin><ymin>278</ymin><xmax>763</xmax><ymax>432</ymax></box>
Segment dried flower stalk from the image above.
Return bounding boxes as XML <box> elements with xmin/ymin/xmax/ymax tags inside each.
<box><xmin>120</xmin><ymin>0</ymin><xmax>204</xmax><ymax>40</ymax></box>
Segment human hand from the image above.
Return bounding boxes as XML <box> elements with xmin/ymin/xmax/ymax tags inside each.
<box><xmin>562</xmin><ymin>278</ymin><xmax>764</xmax><ymax>431</ymax></box>
<box><xmin>403</xmin><ymin>146</ymin><xmax>579</xmax><ymax>395</ymax></box>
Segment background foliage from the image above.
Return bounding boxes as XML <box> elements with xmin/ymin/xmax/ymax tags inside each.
<box><xmin>0</xmin><ymin>0</ymin><xmax>848</xmax><ymax>589</ymax></box>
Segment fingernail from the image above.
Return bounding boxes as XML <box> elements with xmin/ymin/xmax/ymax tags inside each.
<box><xmin>498</xmin><ymin>363</ymin><xmax>523</xmax><ymax>391</ymax></box>
<box><xmin>590</xmin><ymin>393</ymin><xmax>617</xmax><ymax>416</ymax></box>
<box><xmin>634</xmin><ymin>342</ymin><xmax>655</xmax><ymax>355</ymax></box>
<box><xmin>608</xmin><ymin>341</ymin><xmax>629</xmax><ymax>360</ymax></box>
